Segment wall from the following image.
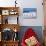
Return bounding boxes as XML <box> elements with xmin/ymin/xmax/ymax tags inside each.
<box><xmin>18</xmin><ymin>0</ymin><xmax>44</xmax><ymax>26</ymax></box>
<box><xmin>0</xmin><ymin>0</ymin><xmax>15</xmax><ymax>7</ymax></box>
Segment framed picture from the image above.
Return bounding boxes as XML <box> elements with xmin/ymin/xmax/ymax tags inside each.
<box><xmin>8</xmin><ymin>16</ymin><xmax>18</xmax><ymax>24</ymax></box>
<box><xmin>23</xmin><ymin>8</ymin><xmax>37</xmax><ymax>19</ymax></box>
<box><xmin>9</xmin><ymin>10</ymin><xmax>17</xmax><ymax>15</ymax></box>
<box><xmin>1</xmin><ymin>28</ymin><xmax>13</xmax><ymax>41</ymax></box>
<box><xmin>2</xmin><ymin>15</ymin><xmax>18</xmax><ymax>24</ymax></box>
<box><xmin>2</xmin><ymin>10</ymin><xmax>9</xmax><ymax>15</ymax></box>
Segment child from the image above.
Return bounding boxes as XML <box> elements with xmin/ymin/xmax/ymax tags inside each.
<box><xmin>21</xmin><ymin>28</ymin><xmax>41</xmax><ymax>46</ymax></box>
